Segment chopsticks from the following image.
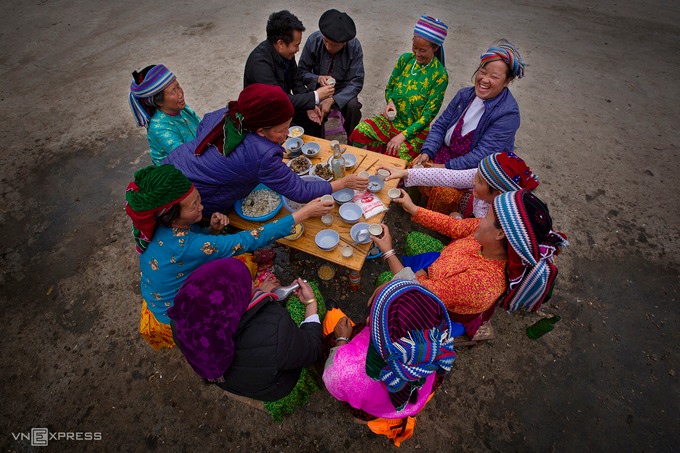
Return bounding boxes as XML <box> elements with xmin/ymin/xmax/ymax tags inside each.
<box><xmin>364</xmin><ymin>158</ymin><xmax>380</xmax><ymax>172</ymax></box>
<box><xmin>352</xmin><ymin>154</ymin><xmax>368</xmax><ymax>173</ymax></box>
<box><xmin>338</xmin><ymin>236</ymin><xmax>363</xmax><ymax>251</ymax></box>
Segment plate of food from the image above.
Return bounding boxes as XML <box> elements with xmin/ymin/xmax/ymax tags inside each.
<box><xmin>309</xmin><ymin>162</ymin><xmax>334</xmax><ymax>181</ymax></box>
<box><xmin>234</xmin><ymin>184</ymin><xmax>283</xmax><ymax>222</ymax></box>
<box><xmin>287</xmin><ymin>156</ymin><xmax>312</xmax><ymax>175</ymax></box>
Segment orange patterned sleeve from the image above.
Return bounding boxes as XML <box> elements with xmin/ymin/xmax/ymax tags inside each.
<box><xmin>412</xmin><ymin>207</ymin><xmax>481</xmax><ymax>240</ymax></box>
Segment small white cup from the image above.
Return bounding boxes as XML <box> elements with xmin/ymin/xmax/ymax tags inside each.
<box><xmin>327</xmin><ymin>77</ymin><xmax>336</xmax><ymax>87</ymax></box>
<box><xmin>321</xmin><ymin>214</ymin><xmax>333</xmax><ymax>226</ymax></box>
<box><xmin>321</xmin><ymin>194</ymin><xmax>334</xmax><ymax>204</ymax></box>
<box><xmin>388</xmin><ymin>188</ymin><xmax>402</xmax><ymax>200</ymax></box>
<box><xmin>341</xmin><ymin>246</ymin><xmax>353</xmax><ymax>258</ymax></box>
<box><xmin>357</xmin><ymin>171</ymin><xmax>369</xmax><ymax>179</ymax></box>
<box><xmin>376</xmin><ymin>169</ymin><xmax>390</xmax><ymax>182</ymax></box>
<box><xmin>387</xmin><ymin>111</ymin><xmax>396</xmax><ymax>121</ymax></box>
<box><xmin>411</xmin><ymin>164</ymin><xmax>424</xmax><ymax>169</ymax></box>
<box><xmin>369</xmin><ymin>224</ymin><xmax>384</xmax><ymax>238</ymax></box>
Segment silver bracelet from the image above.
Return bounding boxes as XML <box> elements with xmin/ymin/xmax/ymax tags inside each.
<box><xmin>335</xmin><ymin>336</ymin><xmax>350</xmax><ymax>343</ymax></box>
<box><xmin>382</xmin><ymin>249</ymin><xmax>396</xmax><ymax>261</ymax></box>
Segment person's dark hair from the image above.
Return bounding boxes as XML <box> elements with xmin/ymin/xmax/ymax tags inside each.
<box><xmin>157</xmin><ymin>204</ymin><xmax>181</xmax><ymax>227</ymax></box>
<box><xmin>266</xmin><ymin>10</ymin><xmax>305</xmax><ymax>44</ymax></box>
<box><xmin>473</xmin><ymin>61</ymin><xmax>513</xmax><ymax>81</ymax></box>
<box><xmin>493</xmin><ymin>211</ymin><xmax>509</xmax><ymax>249</ymax></box>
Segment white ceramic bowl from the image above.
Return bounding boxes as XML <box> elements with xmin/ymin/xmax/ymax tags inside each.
<box><xmin>315</xmin><ymin>229</ymin><xmax>340</xmax><ymax>251</ymax></box>
<box><xmin>367</xmin><ymin>175</ymin><xmax>384</xmax><ymax>193</ymax></box>
<box><xmin>285</xmin><ymin>137</ymin><xmax>304</xmax><ymax>154</ymax></box>
<box><xmin>339</xmin><ymin>202</ymin><xmax>363</xmax><ymax>224</ymax></box>
<box><xmin>350</xmin><ymin>222</ymin><xmax>372</xmax><ymax>244</ymax></box>
<box><xmin>332</xmin><ymin>188</ymin><xmax>354</xmax><ymax>204</ymax></box>
<box><xmin>302</xmin><ymin>142</ymin><xmax>321</xmax><ymax>157</ymax></box>
<box><xmin>327</xmin><ymin>153</ymin><xmax>357</xmax><ymax>169</ymax></box>
<box><xmin>288</xmin><ymin>126</ymin><xmax>304</xmax><ymax>138</ymax></box>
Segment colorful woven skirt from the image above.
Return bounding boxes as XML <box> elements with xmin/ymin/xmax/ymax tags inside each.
<box><xmin>349</xmin><ymin>114</ymin><xmax>429</xmax><ymax>162</ymax></box>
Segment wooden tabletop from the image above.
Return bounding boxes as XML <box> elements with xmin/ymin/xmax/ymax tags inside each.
<box><xmin>227</xmin><ymin>136</ymin><xmax>406</xmax><ymax>271</ymax></box>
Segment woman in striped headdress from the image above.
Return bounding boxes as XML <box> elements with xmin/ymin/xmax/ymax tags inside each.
<box><xmin>129</xmin><ymin>64</ymin><xmax>201</xmax><ymax>165</ymax></box>
<box><xmin>322</xmin><ymin>280</ymin><xmax>456</xmax><ymax>446</ymax></box>
<box><xmin>412</xmin><ymin>39</ymin><xmax>527</xmax><ymax>213</ymax></box>
<box><xmin>349</xmin><ymin>15</ymin><xmax>449</xmax><ymax>162</ymax></box>
<box><xmin>371</xmin><ymin>189</ymin><xmax>567</xmax><ymax>339</ymax></box>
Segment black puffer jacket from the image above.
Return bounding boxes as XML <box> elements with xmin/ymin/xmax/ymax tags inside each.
<box><xmin>216</xmin><ymin>297</ymin><xmax>322</xmax><ymax>401</ymax></box>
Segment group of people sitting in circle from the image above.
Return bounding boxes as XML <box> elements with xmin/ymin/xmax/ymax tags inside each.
<box><xmin>124</xmin><ymin>9</ymin><xmax>568</xmax><ymax>446</ymax></box>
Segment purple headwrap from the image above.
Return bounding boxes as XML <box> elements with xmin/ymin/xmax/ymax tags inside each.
<box><xmin>129</xmin><ymin>64</ymin><xmax>176</xmax><ymax>127</ymax></box>
<box><xmin>167</xmin><ymin>258</ymin><xmax>252</xmax><ymax>380</ymax></box>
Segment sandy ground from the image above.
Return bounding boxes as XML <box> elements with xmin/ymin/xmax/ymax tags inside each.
<box><xmin>1</xmin><ymin>0</ymin><xmax>679</xmax><ymax>451</ymax></box>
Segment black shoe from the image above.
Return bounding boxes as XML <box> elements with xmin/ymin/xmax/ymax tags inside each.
<box><xmin>326</xmin><ymin>298</ymin><xmax>340</xmax><ymax>311</ymax></box>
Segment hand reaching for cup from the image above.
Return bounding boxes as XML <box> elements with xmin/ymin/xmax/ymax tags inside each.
<box><xmin>390</xmin><ymin>189</ymin><xmax>418</xmax><ymax>215</ymax></box>
<box><xmin>293</xmin><ymin>197</ymin><xmax>334</xmax><ymax>223</ymax></box>
<box><xmin>378</xmin><ymin>165</ymin><xmax>408</xmax><ymax>182</ymax></box>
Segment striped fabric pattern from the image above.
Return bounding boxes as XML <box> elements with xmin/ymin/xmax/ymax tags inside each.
<box><xmin>369</xmin><ymin>280</ymin><xmax>456</xmax><ymax>394</ymax></box>
<box><xmin>480</xmin><ymin>40</ymin><xmax>526</xmax><ymax>79</ymax></box>
<box><xmin>413</xmin><ymin>15</ymin><xmax>448</xmax><ymax>47</ymax></box>
<box><xmin>129</xmin><ymin>64</ymin><xmax>176</xmax><ymax>127</ymax></box>
<box><xmin>478</xmin><ymin>152</ymin><xmax>539</xmax><ymax>193</ymax></box>
<box><xmin>494</xmin><ymin>190</ymin><xmax>567</xmax><ymax>312</ymax></box>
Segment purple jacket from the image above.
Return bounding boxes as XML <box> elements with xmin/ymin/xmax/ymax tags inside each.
<box><xmin>421</xmin><ymin>86</ymin><xmax>520</xmax><ymax>170</ymax></box>
<box><xmin>163</xmin><ymin>109</ymin><xmax>332</xmax><ymax>215</ymax></box>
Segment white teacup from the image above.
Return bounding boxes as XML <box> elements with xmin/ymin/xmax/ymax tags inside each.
<box><xmin>357</xmin><ymin>171</ymin><xmax>369</xmax><ymax>179</ymax></box>
<box><xmin>376</xmin><ymin>169</ymin><xmax>390</xmax><ymax>182</ymax></box>
<box><xmin>388</xmin><ymin>188</ymin><xmax>402</xmax><ymax>200</ymax></box>
<box><xmin>369</xmin><ymin>224</ymin><xmax>384</xmax><ymax>238</ymax></box>
<box><xmin>387</xmin><ymin>111</ymin><xmax>396</xmax><ymax>121</ymax></box>
<box><xmin>321</xmin><ymin>194</ymin><xmax>334</xmax><ymax>204</ymax></box>
<box><xmin>341</xmin><ymin>246</ymin><xmax>353</xmax><ymax>258</ymax></box>
<box><xmin>321</xmin><ymin>214</ymin><xmax>333</xmax><ymax>226</ymax></box>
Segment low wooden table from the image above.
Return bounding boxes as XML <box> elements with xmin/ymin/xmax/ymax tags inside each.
<box><xmin>228</xmin><ymin>136</ymin><xmax>406</xmax><ymax>271</ymax></box>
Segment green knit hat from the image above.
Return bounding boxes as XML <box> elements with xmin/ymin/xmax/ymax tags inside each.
<box><xmin>125</xmin><ymin>165</ymin><xmax>193</xmax><ymax>253</ymax></box>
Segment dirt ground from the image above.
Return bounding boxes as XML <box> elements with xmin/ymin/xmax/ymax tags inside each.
<box><xmin>1</xmin><ymin>0</ymin><xmax>679</xmax><ymax>451</ymax></box>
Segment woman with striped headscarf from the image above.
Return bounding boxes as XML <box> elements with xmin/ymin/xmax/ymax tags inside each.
<box><xmin>349</xmin><ymin>15</ymin><xmax>449</xmax><ymax>162</ymax></box>
<box><xmin>379</xmin><ymin>150</ymin><xmax>539</xmax><ymax>219</ymax></box>
<box><xmin>129</xmin><ymin>64</ymin><xmax>201</xmax><ymax>165</ymax></box>
<box><xmin>412</xmin><ymin>40</ymin><xmax>527</xmax><ymax>212</ymax></box>
<box><xmin>322</xmin><ymin>280</ymin><xmax>456</xmax><ymax>446</ymax></box>
<box><xmin>371</xmin><ymin>189</ymin><xmax>567</xmax><ymax>339</ymax></box>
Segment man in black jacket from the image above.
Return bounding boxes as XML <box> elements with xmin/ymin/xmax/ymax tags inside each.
<box><xmin>244</xmin><ymin>10</ymin><xmax>334</xmax><ymax>138</ymax></box>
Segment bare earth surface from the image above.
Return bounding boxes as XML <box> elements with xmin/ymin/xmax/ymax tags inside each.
<box><xmin>1</xmin><ymin>0</ymin><xmax>679</xmax><ymax>451</ymax></box>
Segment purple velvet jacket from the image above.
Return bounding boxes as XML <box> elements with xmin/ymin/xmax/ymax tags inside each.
<box><xmin>163</xmin><ymin>108</ymin><xmax>332</xmax><ymax>215</ymax></box>
<box><xmin>420</xmin><ymin>86</ymin><xmax>520</xmax><ymax>170</ymax></box>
